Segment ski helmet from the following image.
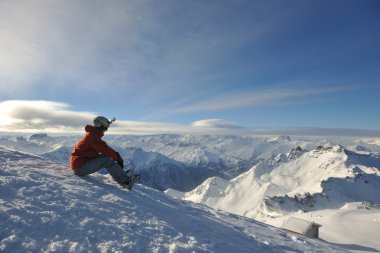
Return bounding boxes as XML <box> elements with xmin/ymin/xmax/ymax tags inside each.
<box><xmin>93</xmin><ymin>116</ymin><xmax>116</xmax><ymax>131</ymax></box>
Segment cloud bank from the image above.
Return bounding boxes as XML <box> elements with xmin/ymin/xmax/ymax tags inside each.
<box><xmin>192</xmin><ymin>119</ymin><xmax>242</xmax><ymax>129</ymax></box>
<box><xmin>0</xmin><ymin>100</ymin><xmax>94</xmax><ymax>133</ymax></box>
<box><xmin>0</xmin><ymin>100</ymin><xmax>379</xmax><ymax>137</ymax></box>
<box><xmin>0</xmin><ymin>100</ymin><xmax>244</xmax><ymax>135</ymax></box>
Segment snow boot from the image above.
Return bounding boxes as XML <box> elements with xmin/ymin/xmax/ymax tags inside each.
<box><xmin>121</xmin><ymin>174</ymin><xmax>140</xmax><ymax>190</ymax></box>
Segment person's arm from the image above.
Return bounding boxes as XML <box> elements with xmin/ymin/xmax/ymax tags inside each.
<box><xmin>90</xmin><ymin>138</ymin><xmax>119</xmax><ymax>160</ymax></box>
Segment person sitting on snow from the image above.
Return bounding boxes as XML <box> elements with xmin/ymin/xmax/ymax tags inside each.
<box><xmin>70</xmin><ymin>116</ymin><xmax>137</xmax><ymax>189</ymax></box>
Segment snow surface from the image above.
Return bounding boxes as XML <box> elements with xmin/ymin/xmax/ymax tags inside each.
<box><xmin>2</xmin><ymin>133</ymin><xmax>380</xmax><ymax>252</ymax></box>
<box><xmin>168</xmin><ymin>144</ymin><xmax>380</xmax><ymax>252</ymax></box>
<box><xmin>269</xmin><ymin>203</ymin><xmax>380</xmax><ymax>253</ymax></box>
<box><xmin>0</xmin><ymin>146</ymin><xmax>344</xmax><ymax>252</ymax></box>
<box><xmin>281</xmin><ymin>217</ymin><xmax>320</xmax><ymax>235</ymax></box>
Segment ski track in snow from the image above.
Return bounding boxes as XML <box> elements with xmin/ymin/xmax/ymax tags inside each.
<box><xmin>0</xmin><ymin>146</ymin><xmax>344</xmax><ymax>253</ymax></box>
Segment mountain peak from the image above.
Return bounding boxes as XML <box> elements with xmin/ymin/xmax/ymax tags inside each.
<box><xmin>29</xmin><ymin>133</ymin><xmax>49</xmax><ymax>141</ymax></box>
<box><xmin>269</xmin><ymin>136</ymin><xmax>291</xmax><ymax>143</ymax></box>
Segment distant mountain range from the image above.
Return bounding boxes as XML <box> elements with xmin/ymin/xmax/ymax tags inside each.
<box><xmin>1</xmin><ymin>133</ymin><xmax>380</xmax><ymax>193</ymax></box>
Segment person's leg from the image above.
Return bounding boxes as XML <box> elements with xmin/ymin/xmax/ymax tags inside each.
<box><xmin>73</xmin><ymin>156</ymin><xmax>108</xmax><ymax>176</ymax></box>
<box><xmin>103</xmin><ymin>159</ymin><xmax>129</xmax><ymax>184</ymax></box>
<box><xmin>74</xmin><ymin>156</ymin><xmax>128</xmax><ymax>184</ymax></box>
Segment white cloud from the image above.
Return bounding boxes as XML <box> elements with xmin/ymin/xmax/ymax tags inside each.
<box><xmin>0</xmin><ymin>100</ymin><xmax>244</xmax><ymax>134</ymax></box>
<box><xmin>156</xmin><ymin>86</ymin><xmax>351</xmax><ymax>115</ymax></box>
<box><xmin>192</xmin><ymin>119</ymin><xmax>242</xmax><ymax>129</ymax></box>
<box><xmin>111</xmin><ymin>119</ymin><xmax>244</xmax><ymax>135</ymax></box>
<box><xmin>0</xmin><ymin>100</ymin><xmax>94</xmax><ymax>133</ymax></box>
<box><xmin>1</xmin><ymin>100</ymin><xmax>379</xmax><ymax>137</ymax></box>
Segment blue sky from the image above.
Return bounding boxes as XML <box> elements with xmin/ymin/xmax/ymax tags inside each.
<box><xmin>0</xmin><ymin>0</ymin><xmax>379</xmax><ymax>134</ymax></box>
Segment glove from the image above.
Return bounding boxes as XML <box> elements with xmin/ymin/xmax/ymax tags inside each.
<box><xmin>116</xmin><ymin>152</ymin><xmax>124</xmax><ymax>168</ymax></box>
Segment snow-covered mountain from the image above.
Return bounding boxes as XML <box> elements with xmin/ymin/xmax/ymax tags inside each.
<box><xmin>2</xmin><ymin>134</ymin><xmax>380</xmax><ymax>251</ymax></box>
<box><xmin>0</xmin><ymin>146</ymin><xmax>344</xmax><ymax>252</ymax></box>
<box><xmin>6</xmin><ymin>133</ymin><xmax>76</xmax><ymax>151</ymax></box>
<box><xmin>105</xmin><ymin>134</ymin><xmax>307</xmax><ymax>178</ymax></box>
<box><xmin>0</xmin><ymin>134</ymin><xmax>312</xmax><ymax>191</ymax></box>
<box><xmin>42</xmin><ymin>146</ymin><xmax>73</xmax><ymax>165</ymax></box>
<box><xmin>119</xmin><ymin>147</ymin><xmax>215</xmax><ymax>191</ymax></box>
<box><xmin>1</xmin><ymin>133</ymin><xmax>380</xmax><ymax>194</ymax></box>
<box><xmin>167</xmin><ymin>145</ymin><xmax>380</xmax><ymax>251</ymax></box>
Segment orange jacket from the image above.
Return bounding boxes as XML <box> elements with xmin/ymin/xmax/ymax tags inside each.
<box><xmin>70</xmin><ymin>125</ymin><xmax>119</xmax><ymax>169</ymax></box>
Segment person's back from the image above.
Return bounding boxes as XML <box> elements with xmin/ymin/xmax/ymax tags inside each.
<box><xmin>70</xmin><ymin>125</ymin><xmax>118</xmax><ymax>170</ymax></box>
<box><xmin>69</xmin><ymin>116</ymin><xmax>138</xmax><ymax>189</ymax></box>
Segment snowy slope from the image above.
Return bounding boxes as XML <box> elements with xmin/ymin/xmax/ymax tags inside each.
<box><xmin>268</xmin><ymin>203</ymin><xmax>380</xmax><ymax>253</ymax></box>
<box><xmin>168</xmin><ymin>145</ymin><xmax>380</xmax><ymax>252</ymax></box>
<box><xmin>0</xmin><ymin>146</ymin><xmax>344</xmax><ymax>252</ymax></box>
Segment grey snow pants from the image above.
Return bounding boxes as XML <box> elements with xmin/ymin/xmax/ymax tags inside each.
<box><xmin>74</xmin><ymin>156</ymin><xmax>127</xmax><ymax>185</ymax></box>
